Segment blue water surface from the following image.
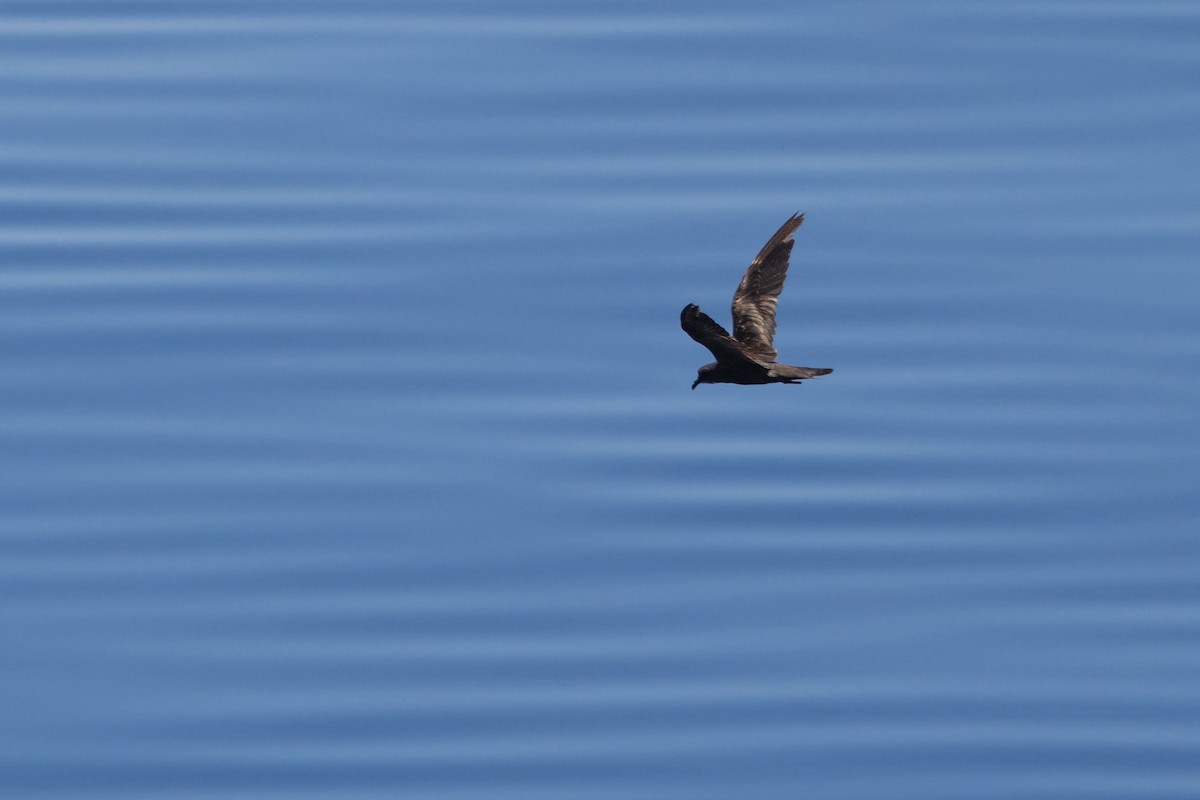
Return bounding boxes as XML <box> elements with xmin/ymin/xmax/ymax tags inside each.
<box><xmin>2</xmin><ymin>2</ymin><xmax>1199</xmax><ymax>798</ymax></box>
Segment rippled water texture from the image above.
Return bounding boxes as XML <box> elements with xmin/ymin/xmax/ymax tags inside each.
<box><xmin>2</xmin><ymin>2</ymin><xmax>1199</xmax><ymax>798</ymax></box>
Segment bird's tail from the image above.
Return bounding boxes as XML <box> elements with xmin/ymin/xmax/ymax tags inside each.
<box><xmin>770</xmin><ymin>365</ymin><xmax>833</xmax><ymax>382</ymax></box>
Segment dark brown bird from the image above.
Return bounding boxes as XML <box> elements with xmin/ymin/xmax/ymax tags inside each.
<box><xmin>682</xmin><ymin>213</ymin><xmax>832</xmax><ymax>389</ymax></box>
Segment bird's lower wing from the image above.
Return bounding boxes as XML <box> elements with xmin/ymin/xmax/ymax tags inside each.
<box><xmin>769</xmin><ymin>365</ymin><xmax>833</xmax><ymax>380</ymax></box>
<box><xmin>681</xmin><ymin>304</ymin><xmax>764</xmax><ymax>366</ymax></box>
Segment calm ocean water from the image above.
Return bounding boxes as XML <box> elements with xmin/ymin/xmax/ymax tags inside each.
<box><xmin>2</xmin><ymin>2</ymin><xmax>1199</xmax><ymax>798</ymax></box>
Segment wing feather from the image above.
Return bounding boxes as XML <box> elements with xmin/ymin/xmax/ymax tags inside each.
<box><xmin>680</xmin><ymin>304</ymin><xmax>762</xmax><ymax>366</ymax></box>
<box><xmin>730</xmin><ymin>212</ymin><xmax>804</xmax><ymax>362</ymax></box>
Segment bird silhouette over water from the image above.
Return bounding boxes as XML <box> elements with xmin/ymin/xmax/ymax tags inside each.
<box><xmin>681</xmin><ymin>213</ymin><xmax>832</xmax><ymax>390</ymax></box>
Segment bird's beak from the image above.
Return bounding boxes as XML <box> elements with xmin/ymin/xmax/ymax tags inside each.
<box><xmin>691</xmin><ymin>378</ymin><xmax>700</xmax><ymax>390</ymax></box>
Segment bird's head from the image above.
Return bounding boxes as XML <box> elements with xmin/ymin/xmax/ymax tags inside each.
<box><xmin>692</xmin><ymin>363</ymin><xmax>718</xmax><ymax>390</ymax></box>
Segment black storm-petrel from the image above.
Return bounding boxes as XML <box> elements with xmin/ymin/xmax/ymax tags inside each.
<box><xmin>681</xmin><ymin>213</ymin><xmax>832</xmax><ymax>389</ymax></box>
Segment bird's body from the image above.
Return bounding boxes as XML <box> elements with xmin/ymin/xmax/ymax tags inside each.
<box><xmin>681</xmin><ymin>213</ymin><xmax>832</xmax><ymax>389</ymax></box>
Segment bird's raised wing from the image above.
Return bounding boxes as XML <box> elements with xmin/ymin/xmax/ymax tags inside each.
<box><xmin>680</xmin><ymin>304</ymin><xmax>762</xmax><ymax>366</ymax></box>
<box><xmin>730</xmin><ymin>213</ymin><xmax>804</xmax><ymax>362</ymax></box>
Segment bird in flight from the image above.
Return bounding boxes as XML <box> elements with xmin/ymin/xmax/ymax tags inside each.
<box><xmin>681</xmin><ymin>213</ymin><xmax>832</xmax><ymax>390</ymax></box>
